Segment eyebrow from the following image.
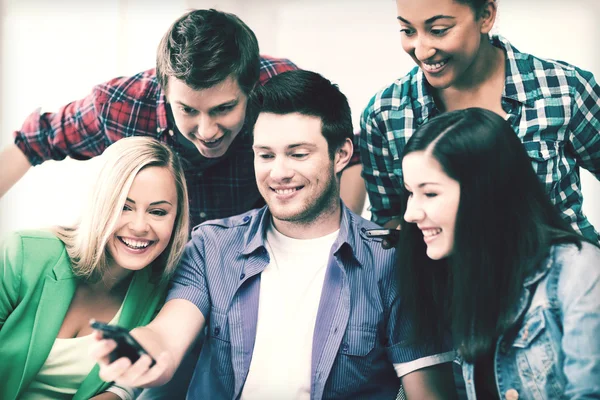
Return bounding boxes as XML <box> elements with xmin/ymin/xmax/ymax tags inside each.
<box><xmin>174</xmin><ymin>98</ymin><xmax>239</xmax><ymax>112</ymax></box>
<box><xmin>126</xmin><ymin>198</ymin><xmax>173</xmax><ymax>206</ymax></box>
<box><xmin>397</xmin><ymin>15</ymin><xmax>456</xmax><ymax>25</ymax></box>
<box><xmin>404</xmin><ymin>182</ymin><xmax>443</xmax><ymax>189</ymax></box>
<box><xmin>252</xmin><ymin>143</ymin><xmax>318</xmax><ymax>151</ymax></box>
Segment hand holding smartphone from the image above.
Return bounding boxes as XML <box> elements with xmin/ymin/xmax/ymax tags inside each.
<box><xmin>90</xmin><ymin>319</ymin><xmax>156</xmax><ymax>367</ymax></box>
<box><xmin>365</xmin><ymin>228</ymin><xmax>400</xmax><ymax>249</ymax></box>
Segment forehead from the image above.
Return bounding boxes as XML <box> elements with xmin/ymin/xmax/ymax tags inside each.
<box><xmin>396</xmin><ymin>0</ymin><xmax>473</xmax><ymax>21</ymax></box>
<box><xmin>402</xmin><ymin>151</ymin><xmax>450</xmax><ymax>184</ymax></box>
<box><xmin>165</xmin><ymin>75</ymin><xmax>243</xmax><ymax>106</ymax></box>
<box><xmin>128</xmin><ymin>166</ymin><xmax>177</xmax><ymax>200</ymax></box>
<box><xmin>253</xmin><ymin>112</ymin><xmax>326</xmax><ymax>148</ymax></box>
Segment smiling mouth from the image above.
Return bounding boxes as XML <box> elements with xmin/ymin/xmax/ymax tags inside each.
<box><xmin>271</xmin><ymin>186</ymin><xmax>303</xmax><ymax>195</ymax></box>
<box><xmin>199</xmin><ymin>135</ymin><xmax>226</xmax><ymax>148</ymax></box>
<box><xmin>422</xmin><ymin>59</ymin><xmax>449</xmax><ymax>73</ymax></box>
<box><xmin>118</xmin><ymin>237</ymin><xmax>155</xmax><ymax>250</ymax></box>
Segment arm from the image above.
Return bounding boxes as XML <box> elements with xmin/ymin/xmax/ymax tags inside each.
<box><xmin>92</xmin><ymin>299</ymin><xmax>205</xmax><ymax>388</ymax></box>
<box><xmin>359</xmin><ymin>104</ymin><xmax>405</xmax><ymax>225</ymax></box>
<box><xmin>0</xmin><ymin>233</ymin><xmax>23</xmax><ymax>329</ymax></box>
<box><xmin>401</xmin><ymin>363</ymin><xmax>457</xmax><ymax>400</ymax></box>
<box><xmin>568</xmin><ymin>68</ymin><xmax>600</xmax><ymax>179</ymax></box>
<box><xmin>558</xmin><ymin>243</ymin><xmax>600</xmax><ymax>397</ymax></box>
<box><xmin>0</xmin><ymin>144</ymin><xmax>32</xmax><ymax>198</ymax></box>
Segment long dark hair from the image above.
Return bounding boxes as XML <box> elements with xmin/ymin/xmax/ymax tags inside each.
<box><xmin>396</xmin><ymin>108</ymin><xmax>586</xmax><ymax>362</ymax></box>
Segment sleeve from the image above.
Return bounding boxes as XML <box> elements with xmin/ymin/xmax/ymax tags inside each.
<box><xmin>558</xmin><ymin>243</ymin><xmax>600</xmax><ymax>397</ymax></box>
<box><xmin>568</xmin><ymin>67</ymin><xmax>600</xmax><ymax>179</ymax></box>
<box><xmin>13</xmin><ymin>85</ymin><xmax>111</xmax><ymax>166</ymax></box>
<box><xmin>359</xmin><ymin>104</ymin><xmax>405</xmax><ymax>225</ymax></box>
<box><xmin>165</xmin><ymin>234</ymin><xmax>211</xmax><ymax>319</ymax></box>
<box><xmin>382</xmin><ymin>253</ymin><xmax>454</xmax><ymax>376</ymax></box>
<box><xmin>104</xmin><ymin>385</ymin><xmax>141</xmax><ymax>400</ymax></box>
<box><xmin>0</xmin><ymin>233</ymin><xmax>24</xmax><ymax>330</ymax></box>
<box><xmin>258</xmin><ymin>56</ymin><xmax>299</xmax><ymax>85</ymax></box>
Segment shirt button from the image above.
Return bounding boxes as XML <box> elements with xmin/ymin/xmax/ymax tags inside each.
<box><xmin>199</xmin><ymin>212</ymin><xmax>207</xmax><ymax>218</ymax></box>
<box><xmin>505</xmin><ymin>389</ymin><xmax>519</xmax><ymax>400</ymax></box>
<box><xmin>240</xmin><ymin>273</ymin><xmax>245</xmax><ymax>280</ymax></box>
<box><xmin>156</xmin><ymin>127</ymin><xmax>161</xmax><ymax>133</ymax></box>
<box><xmin>341</xmin><ymin>343</ymin><xmax>349</xmax><ymax>352</ymax></box>
<box><xmin>243</xmin><ymin>216</ymin><xmax>250</xmax><ymax>222</ymax></box>
<box><xmin>214</xmin><ymin>327</ymin><xmax>221</xmax><ymax>336</ymax></box>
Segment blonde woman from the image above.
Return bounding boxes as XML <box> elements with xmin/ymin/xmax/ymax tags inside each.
<box><xmin>0</xmin><ymin>136</ymin><xmax>189</xmax><ymax>400</ymax></box>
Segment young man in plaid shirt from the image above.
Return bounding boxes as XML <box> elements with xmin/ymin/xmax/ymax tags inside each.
<box><xmin>361</xmin><ymin>0</ymin><xmax>600</xmax><ymax>243</ymax></box>
<box><xmin>1</xmin><ymin>9</ymin><xmax>363</xmax><ymax>229</ymax></box>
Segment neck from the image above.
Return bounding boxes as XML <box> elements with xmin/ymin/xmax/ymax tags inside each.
<box><xmin>442</xmin><ymin>36</ymin><xmax>503</xmax><ymax>93</ymax></box>
<box><xmin>89</xmin><ymin>263</ymin><xmax>134</xmax><ymax>294</ymax></box>
<box><xmin>271</xmin><ymin>198</ymin><xmax>342</xmax><ymax>240</ymax></box>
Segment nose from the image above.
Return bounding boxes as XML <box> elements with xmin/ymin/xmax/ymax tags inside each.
<box><xmin>128</xmin><ymin>211</ymin><xmax>150</xmax><ymax>234</ymax></box>
<box><xmin>403</xmin><ymin>198</ymin><xmax>425</xmax><ymax>223</ymax></box>
<box><xmin>414</xmin><ymin>37</ymin><xmax>436</xmax><ymax>62</ymax></box>
<box><xmin>269</xmin><ymin>157</ymin><xmax>294</xmax><ymax>181</ymax></box>
<box><xmin>196</xmin><ymin>114</ymin><xmax>219</xmax><ymax>141</ymax></box>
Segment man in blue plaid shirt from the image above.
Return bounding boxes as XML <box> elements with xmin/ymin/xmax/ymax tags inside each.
<box><xmin>361</xmin><ymin>0</ymin><xmax>600</xmax><ymax>243</ymax></box>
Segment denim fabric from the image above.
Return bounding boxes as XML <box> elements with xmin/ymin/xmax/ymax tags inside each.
<box><xmin>460</xmin><ymin>242</ymin><xmax>600</xmax><ymax>399</ymax></box>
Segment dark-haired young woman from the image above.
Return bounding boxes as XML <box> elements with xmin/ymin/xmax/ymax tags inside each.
<box><xmin>361</xmin><ymin>0</ymin><xmax>600</xmax><ymax>243</ymax></box>
<box><xmin>398</xmin><ymin>108</ymin><xmax>600</xmax><ymax>399</ymax></box>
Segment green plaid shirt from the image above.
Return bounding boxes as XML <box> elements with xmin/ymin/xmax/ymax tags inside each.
<box><xmin>360</xmin><ymin>35</ymin><xmax>600</xmax><ymax>242</ymax></box>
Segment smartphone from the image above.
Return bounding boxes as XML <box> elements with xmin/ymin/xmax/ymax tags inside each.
<box><xmin>90</xmin><ymin>319</ymin><xmax>156</xmax><ymax>367</ymax></box>
<box><xmin>365</xmin><ymin>228</ymin><xmax>400</xmax><ymax>240</ymax></box>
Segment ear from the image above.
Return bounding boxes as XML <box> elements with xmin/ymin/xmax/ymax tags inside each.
<box><xmin>333</xmin><ymin>137</ymin><xmax>353</xmax><ymax>175</ymax></box>
<box><xmin>478</xmin><ymin>0</ymin><xmax>497</xmax><ymax>35</ymax></box>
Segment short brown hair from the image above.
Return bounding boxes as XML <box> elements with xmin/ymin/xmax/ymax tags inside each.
<box><xmin>156</xmin><ymin>9</ymin><xmax>260</xmax><ymax>95</ymax></box>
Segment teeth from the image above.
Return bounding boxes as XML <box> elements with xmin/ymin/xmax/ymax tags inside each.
<box><xmin>121</xmin><ymin>238</ymin><xmax>151</xmax><ymax>249</ymax></box>
<box><xmin>423</xmin><ymin>228</ymin><xmax>442</xmax><ymax>237</ymax></box>
<box><xmin>274</xmin><ymin>188</ymin><xmax>298</xmax><ymax>195</ymax></box>
<box><xmin>423</xmin><ymin>59</ymin><xmax>448</xmax><ymax>71</ymax></box>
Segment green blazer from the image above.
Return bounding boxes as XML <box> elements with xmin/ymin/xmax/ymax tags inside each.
<box><xmin>0</xmin><ymin>230</ymin><xmax>168</xmax><ymax>400</ymax></box>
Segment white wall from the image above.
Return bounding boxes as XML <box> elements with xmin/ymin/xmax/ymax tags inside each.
<box><xmin>1</xmin><ymin>0</ymin><xmax>599</xmax><ymax>234</ymax></box>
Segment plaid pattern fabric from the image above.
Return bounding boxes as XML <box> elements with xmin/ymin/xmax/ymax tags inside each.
<box><xmin>13</xmin><ymin>56</ymin><xmax>301</xmax><ymax>229</ymax></box>
<box><xmin>360</xmin><ymin>35</ymin><xmax>600</xmax><ymax>242</ymax></box>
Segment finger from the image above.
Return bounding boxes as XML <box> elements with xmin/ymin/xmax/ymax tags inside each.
<box><xmin>115</xmin><ymin>354</ymin><xmax>155</xmax><ymax>385</ymax></box>
<box><xmin>89</xmin><ymin>339</ymin><xmax>118</xmax><ymax>365</ymax></box>
<box><xmin>132</xmin><ymin>351</ymin><xmax>171</xmax><ymax>387</ymax></box>
<box><xmin>98</xmin><ymin>356</ymin><xmax>133</xmax><ymax>383</ymax></box>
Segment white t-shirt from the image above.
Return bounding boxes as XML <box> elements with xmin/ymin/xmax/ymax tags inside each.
<box><xmin>240</xmin><ymin>224</ymin><xmax>339</xmax><ymax>400</ymax></box>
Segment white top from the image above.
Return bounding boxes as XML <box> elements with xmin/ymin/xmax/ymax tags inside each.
<box><xmin>240</xmin><ymin>223</ymin><xmax>339</xmax><ymax>400</ymax></box>
<box><xmin>20</xmin><ymin>304</ymin><xmax>124</xmax><ymax>400</ymax></box>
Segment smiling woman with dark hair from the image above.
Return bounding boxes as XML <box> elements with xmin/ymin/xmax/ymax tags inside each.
<box><xmin>397</xmin><ymin>108</ymin><xmax>600</xmax><ymax>399</ymax></box>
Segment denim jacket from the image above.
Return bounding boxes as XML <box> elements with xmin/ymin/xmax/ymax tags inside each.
<box><xmin>460</xmin><ymin>242</ymin><xmax>600</xmax><ymax>399</ymax></box>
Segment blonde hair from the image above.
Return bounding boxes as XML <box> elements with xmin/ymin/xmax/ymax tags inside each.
<box><xmin>54</xmin><ymin>137</ymin><xmax>189</xmax><ymax>281</ymax></box>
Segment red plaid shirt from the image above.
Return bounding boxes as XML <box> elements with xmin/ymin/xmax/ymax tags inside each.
<box><xmin>14</xmin><ymin>56</ymin><xmax>360</xmax><ymax>229</ymax></box>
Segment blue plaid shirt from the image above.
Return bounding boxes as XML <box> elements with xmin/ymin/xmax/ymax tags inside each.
<box><xmin>360</xmin><ymin>35</ymin><xmax>600</xmax><ymax>242</ymax></box>
<box><xmin>166</xmin><ymin>205</ymin><xmax>453</xmax><ymax>399</ymax></box>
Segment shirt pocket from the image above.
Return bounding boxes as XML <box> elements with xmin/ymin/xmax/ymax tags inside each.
<box><xmin>205</xmin><ymin>309</ymin><xmax>234</xmax><ymax>376</ymax></box>
<box><xmin>340</xmin><ymin>327</ymin><xmax>377</xmax><ymax>357</ymax></box>
<box><xmin>329</xmin><ymin>327</ymin><xmax>379</xmax><ymax>395</ymax></box>
<box><xmin>510</xmin><ymin>307</ymin><xmax>565</xmax><ymax>396</ymax></box>
<box><xmin>522</xmin><ymin>140</ymin><xmax>561</xmax><ymax>195</ymax></box>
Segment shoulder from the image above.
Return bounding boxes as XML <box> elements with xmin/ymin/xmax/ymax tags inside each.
<box><xmin>191</xmin><ymin>208</ymin><xmax>261</xmax><ymax>239</ymax></box>
<box><xmin>498</xmin><ymin>36</ymin><xmax>595</xmax><ymax>97</ymax></box>
<box><xmin>362</xmin><ymin>67</ymin><xmax>421</xmax><ymax>122</ymax></box>
<box><xmin>344</xmin><ymin>210</ymin><xmax>397</xmax><ymax>270</ymax></box>
<box><xmin>2</xmin><ymin>229</ymin><xmax>63</xmax><ymax>251</ymax></box>
<box><xmin>547</xmin><ymin>242</ymin><xmax>600</xmax><ymax>300</ymax></box>
<box><xmin>92</xmin><ymin>68</ymin><xmax>161</xmax><ymax>104</ymax></box>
